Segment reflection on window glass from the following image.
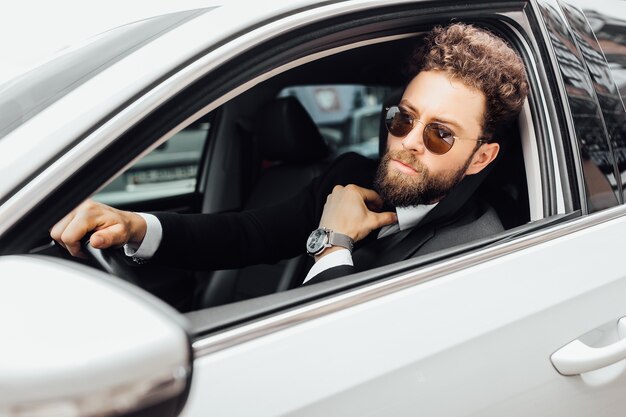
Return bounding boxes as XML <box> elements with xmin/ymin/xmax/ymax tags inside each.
<box><xmin>541</xmin><ymin>3</ymin><xmax>619</xmax><ymax>211</ymax></box>
<box><xmin>93</xmin><ymin>122</ymin><xmax>209</xmax><ymax>205</ymax></box>
<box><xmin>581</xmin><ymin>4</ymin><xmax>626</xmax><ymax>201</ymax></box>
<box><xmin>278</xmin><ymin>85</ymin><xmax>393</xmax><ymax>159</ymax></box>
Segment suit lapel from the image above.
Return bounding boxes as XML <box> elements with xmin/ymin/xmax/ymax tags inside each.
<box><xmin>352</xmin><ymin>225</ymin><xmax>435</xmax><ymax>271</ymax></box>
<box><xmin>351</xmin><ymin>170</ymin><xmax>488</xmax><ymax>270</ymax></box>
<box><xmin>377</xmin><ymin>225</ymin><xmax>436</xmax><ymax>266</ymax></box>
<box><xmin>362</xmin><ymin>163</ymin><xmax>494</xmax><ymax>267</ymax></box>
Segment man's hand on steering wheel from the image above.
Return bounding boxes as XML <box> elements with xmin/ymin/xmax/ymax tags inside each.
<box><xmin>50</xmin><ymin>200</ymin><xmax>147</xmax><ymax>258</ymax></box>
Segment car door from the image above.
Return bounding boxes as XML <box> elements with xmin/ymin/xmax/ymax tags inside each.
<box><xmin>179</xmin><ymin>1</ymin><xmax>626</xmax><ymax>416</ymax></box>
<box><xmin>185</xmin><ymin>214</ymin><xmax>626</xmax><ymax>416</ymax></box>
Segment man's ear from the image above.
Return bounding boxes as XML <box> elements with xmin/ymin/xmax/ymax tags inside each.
<box><xmin>465</xmin><ymin>142</ymin><xmax>500</xmax><ymax>175</ymax></box>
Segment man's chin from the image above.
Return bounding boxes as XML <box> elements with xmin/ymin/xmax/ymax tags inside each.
<box><xmin>376</xmin><ymin>176</ymin><xmax>423</xmax><ymax>206</ymax></box>
<box><xmin>385</xmin><ymin>168</ymin><xmax>424</xmax><ymax>188</ymax></box>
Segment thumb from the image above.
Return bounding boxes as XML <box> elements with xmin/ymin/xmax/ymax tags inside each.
<box><xmin>369</xmin><ymin>211</ymin><xmax>398</xmax><ymax>229</ymax></box>
<box><xmin>90</xmin><ymin>224</ymin><xmax>129</xmax><ymax>249</ymax></box>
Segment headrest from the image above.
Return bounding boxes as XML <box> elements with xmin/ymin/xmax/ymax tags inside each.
<box><xmin>256</xmin><ymin>97</ymin><xmax>330</xmax><ymax>163</ymax></box>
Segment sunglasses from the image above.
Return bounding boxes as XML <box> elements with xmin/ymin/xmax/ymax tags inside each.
<box><xmin>384</xmin><ymin>105</ymin><xmax>486</xmax><ymax>155</ymax></box>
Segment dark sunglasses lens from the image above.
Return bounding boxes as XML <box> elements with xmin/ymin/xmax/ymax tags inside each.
<box><xmin>385</xmin><ymin>106</ymin><xmax>413</xmax><ymax>137</ymax></box>
<box><xmin>424</xmin><ymin>124</ymin><xmax>454</xmax><ymax>154</ymax></box>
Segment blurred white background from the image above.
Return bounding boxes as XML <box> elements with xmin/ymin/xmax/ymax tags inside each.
<box><xmin>1</xmin><ymin>0</ymin><xmax>623</xmax><ymax>85</ymax></box>
<box><xmin>0</xmin><ymin>0</ymin><xmax>222</xmax><ymax>83</ymax></box>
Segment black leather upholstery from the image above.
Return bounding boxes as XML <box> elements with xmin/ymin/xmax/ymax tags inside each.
<box><xmin>257</xmin><ymin>97</ymin><xmax>330</xmax><ymax>163</ymax></box>
<box><xmin>196</xmin><ymin>97</ymin><xmax>330</xmax><ymax>308</ymax></box>
<box><xmin>476</xmin><ymin>119</ymin><xmax>530</xmax><ymax>229</ymax></box>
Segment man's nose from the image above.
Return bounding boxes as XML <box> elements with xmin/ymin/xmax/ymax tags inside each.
<box><xmin>401</xmin><ymin>120</ymin><xmax>426</xmax><ymax>153</ymax></box>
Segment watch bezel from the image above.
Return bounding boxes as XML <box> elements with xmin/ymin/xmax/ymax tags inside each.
<box><xmin>306</xmin><ymin>228</ymin><xmax>329</xmax><ymax>255</ymax></box>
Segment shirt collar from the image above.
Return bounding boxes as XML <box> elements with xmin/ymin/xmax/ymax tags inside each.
<box><xmin>396</xmin><ymin>203</ymin><xmax>438</xmax><ymax>231</ymax></box>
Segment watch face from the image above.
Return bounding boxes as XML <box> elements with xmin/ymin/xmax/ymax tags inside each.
<box><xmin>306</xmin><ymin>229</ymin><xmax>327</xmax><ymax>254</ymax></box>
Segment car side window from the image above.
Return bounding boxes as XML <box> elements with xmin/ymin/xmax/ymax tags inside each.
<box><xmin>579</xmin><ymin>6</ymin><xmax>626</xmax><ymax>201</ymax></box>
<box><xmin>93</xmin><ymin>121</ymin><xmax>210</xmax><ymax>206</ymax></box>
<box><xmin>278</xmin><ymin>85</ymin><xmax>393</xmax><ymax>159</ymax></box>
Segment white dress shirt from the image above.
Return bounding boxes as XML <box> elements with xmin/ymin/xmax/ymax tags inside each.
<box><xmin>123</xmin><ymin>213</ymin><xmax>162</xmax><ymax>259</ymax></box>
<box><xmin>125</xmin><ymin>203</ymin><xmax>437</xmax><ymax>282</ymax></box>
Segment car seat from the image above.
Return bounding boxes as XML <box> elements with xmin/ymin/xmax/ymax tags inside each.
<box><xmin>196</xmin><ymin>97</ymin><xmax>330</xmax><ymax>308</ymax></box>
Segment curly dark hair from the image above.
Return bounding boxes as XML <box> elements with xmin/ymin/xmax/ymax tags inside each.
<box><xmin>409</xmin><ymin>23</ymin><xmax>529</xmax><ymax>140</ymax></box>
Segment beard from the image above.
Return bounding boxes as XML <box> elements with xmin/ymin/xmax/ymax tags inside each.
<box><xmin>373</xmin><ymin>149</ymin><xmax>473</xmax><ymax>207</ymax></box>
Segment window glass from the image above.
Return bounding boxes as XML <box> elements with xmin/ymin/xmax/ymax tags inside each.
<box><xmin>579</xmin><ymin>5</ymin><xmax>626</xmax><ymax>201</ymax></box>
<box><xmin>541</xmin><ymin>4</ymin><xmax>620</xmax><ymax>211</ymax></box>
<box><xmin>93</xmin><ymin>121</ymin><xmax>209</xmax><ymax>205</ymax></box>
<box><xmin>0</xmin><ymin>8</ymin><xmax>213</xmax><ymax>140</ymax></box>
<box><xmin>581</xmin><ymin>7</ymin><xmax>626</xmax><ymax>106</ymax></box>
<box><xmin>278</xmin><ymin>85</ymin><xmax>393</xmax><ymax>159</ymax></box>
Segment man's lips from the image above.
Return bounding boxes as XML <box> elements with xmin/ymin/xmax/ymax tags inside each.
<box><xmin>390</xmin><ymin>159</ymin><xmax>420</xmax><ymax>175</ymax></box>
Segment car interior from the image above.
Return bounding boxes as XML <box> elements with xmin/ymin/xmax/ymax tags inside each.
<box><xmin>11</xmin><ymin>14</ymin><xmax>558</xmax><ymax>325</ymax></box>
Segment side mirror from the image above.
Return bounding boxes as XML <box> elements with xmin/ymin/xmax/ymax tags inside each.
<box><xmin>0</xmin><ymin>255</ymin><xmax>192</xmax><ymax>417</ymax></box>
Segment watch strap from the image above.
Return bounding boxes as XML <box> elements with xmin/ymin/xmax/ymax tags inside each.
<box><xmin>327</xmin><ymin>230</ymin><xmax>354</xmax><ymax>253</ymax></box>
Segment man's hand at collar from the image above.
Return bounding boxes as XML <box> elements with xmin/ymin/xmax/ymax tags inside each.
<box><xmin>316</xmin><ymin>184</ymin><xmax>397</xmax><ymax>261</ymax></box>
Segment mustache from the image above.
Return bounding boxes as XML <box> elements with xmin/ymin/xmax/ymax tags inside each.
<box><xmin>385</xmin><ymin>150</ymin><xmax>426</xmax><ymax>173</ymax></box>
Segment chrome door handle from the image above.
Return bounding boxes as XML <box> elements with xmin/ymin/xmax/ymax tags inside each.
<box><xmin>551</xmin><ymin>317</ymin><xmax>626</xmax><ymax>375</ymax></box>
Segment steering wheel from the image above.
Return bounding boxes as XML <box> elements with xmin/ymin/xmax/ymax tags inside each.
<box><xmin>82</xmin><ymin>238</ymin><xmax>142</xmax><ymax>285</ymax></box>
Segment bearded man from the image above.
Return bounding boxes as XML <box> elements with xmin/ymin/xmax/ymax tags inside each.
<box><xmin>51</xmin><ymin>23</ymin><xmax>529</xmax><ymax>285</ymax></box>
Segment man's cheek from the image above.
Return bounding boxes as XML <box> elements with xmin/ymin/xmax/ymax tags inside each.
<box><xmin>387</xmin><ymin>135</ymin><xmax>403</xmax><ymax>151</ymax></box>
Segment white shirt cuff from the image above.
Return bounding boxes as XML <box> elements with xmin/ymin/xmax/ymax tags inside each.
<box><xmin>303</xmin><ymin>249</ymin><xmax>353</xmax><ymax>284</ymax></box>
<box><xmin>123</xmin><ymin>213</ymin><xmax>162</xmax><ymax>260</ymax></box>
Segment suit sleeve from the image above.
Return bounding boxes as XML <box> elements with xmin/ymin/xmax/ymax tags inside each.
<box><xmin>147</xmin><ymin>152</ymin><xmax>375</xmax><ymax>271</ymax></box>
<box><xmin>148</xmin><ymin>181</ymin><xmax>318</xmax><ymax>269</ymax></box>
<box><xmin>302</xmin><ymin>265</ymin><xmax>356</xmax><ymax>285</ymax></box>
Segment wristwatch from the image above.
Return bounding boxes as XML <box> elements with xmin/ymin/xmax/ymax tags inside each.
<box><xmin>306</xmin><ymin>228</ymin><xmax>354</xmax><ymax>256</ymax></box>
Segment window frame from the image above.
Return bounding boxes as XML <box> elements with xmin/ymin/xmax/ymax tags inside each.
<box><xmin>182</xmin><ymin>7</ymin><xmax>570</xmax><ymax>337</ymax></box>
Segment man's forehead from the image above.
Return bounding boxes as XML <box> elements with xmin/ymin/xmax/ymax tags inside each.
<box><xmin>401</xmin><ymin>70</ymin><xmax>486</xmax><ymax>131</ymax></box>
<box><xmin>399</xmin><ymin>99</ymin><xmax>464</xmax><ymax>131</ymax></box>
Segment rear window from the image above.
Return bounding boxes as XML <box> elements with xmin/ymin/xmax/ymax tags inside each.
<box><xmin>278</xmin><ymin>85</ymin><xmax>393</xmax><ymax>159</ymax></box>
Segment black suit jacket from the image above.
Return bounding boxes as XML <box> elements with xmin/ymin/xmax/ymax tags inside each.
<box><xmin>151</xmin><ymin>153</ymin><xmax>503</xmax><ymax>283</ymax></box>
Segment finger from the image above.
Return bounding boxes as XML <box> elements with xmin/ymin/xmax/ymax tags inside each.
<box><xmin>368</xmin><ymin>211</ymin><xmax>398</xmax><ymax>229</ymax></box>
<box><xmin>365</xmin><ymin>199</ymin><xmax>384</xmax><ymax>212</ymax></box>
<box><xmin>60</xmin><ymin>213</ymin><xmax>100</xmax><ymax>257</ymax></box>
<box><xmin>90</xmin><ymin>223</ymin><xmax>128</xmax><ymax>249</ymax></box>
<box><xmin>50</xmin><ymin>211</ymin><xmax>76</xmax><ymax>242</ymax></box>
<box><xmin>64</xmin><ymin>239</ymin><xmax>84</xmax><ymax>258</ymax></box>
<box><xmin>347</xmin><ymin>185</ymin><xmax>385</xmax><ymax>208</ymax></box>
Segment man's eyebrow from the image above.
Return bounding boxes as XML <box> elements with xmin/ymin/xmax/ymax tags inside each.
<box><xmin>399</xmin><ymin>99</ymin><xmax>418</xmax><ymax>114</ymax></box>
<box><xmin>400</xmin><ymin>99</ymin><xmax>464</xmax><ymax>131</ymax></box>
